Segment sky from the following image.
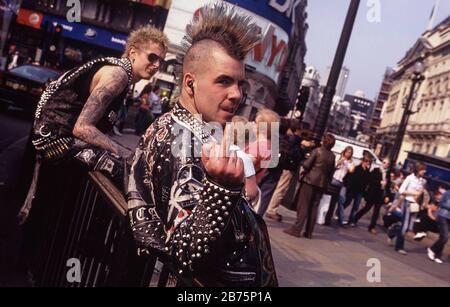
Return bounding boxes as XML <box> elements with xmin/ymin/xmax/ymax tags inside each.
<box><xmin>304</xmin><ymin>0</ymin><xmax>450</xmax><ymax>100</ymax></box>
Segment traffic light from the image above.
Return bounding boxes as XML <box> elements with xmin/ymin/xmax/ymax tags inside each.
<box><xmin>49</xmin><ymin>24</ymin><xmax>63</xmax><ymax>52</ymax></box>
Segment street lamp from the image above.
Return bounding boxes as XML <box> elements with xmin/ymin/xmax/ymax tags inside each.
<box><xmin>388</xmin><ymin>60</ymin><xmax>425</xmax><ymax>170</ymax></box>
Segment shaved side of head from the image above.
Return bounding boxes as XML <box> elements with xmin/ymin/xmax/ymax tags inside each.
<box><xmin>183</xmin><ymin>40</ymin><xmax>226</xmax><ymax>77</ymax></box>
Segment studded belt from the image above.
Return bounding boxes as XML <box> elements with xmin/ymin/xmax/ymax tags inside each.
<box><xmin>32</xmin><ymin>125</ymin><xmax>73</xmax><ymax>160</ymax></box>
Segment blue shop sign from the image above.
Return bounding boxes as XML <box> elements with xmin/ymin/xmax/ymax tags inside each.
<box><xmin>42</xmin><ymin>15</ymin><xmax>128</xmax><ymax>51</ymax></box>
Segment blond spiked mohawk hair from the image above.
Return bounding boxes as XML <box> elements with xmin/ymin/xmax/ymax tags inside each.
<box><xmin>181</xmin><ymin>2</ymin><xmax>261</xmax><ymax>61</ymax></box>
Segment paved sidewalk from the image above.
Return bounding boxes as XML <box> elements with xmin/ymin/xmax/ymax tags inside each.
<box><xmin>265</xmin><ymin>206</ymin><xmax>450</xmax><ymax>287</ymax></box>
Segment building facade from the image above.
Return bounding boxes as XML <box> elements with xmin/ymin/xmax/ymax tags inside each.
<box><xmin>377</xmin><ymin>17</ymin><xmax>450</xmax><ymax>162</ymax></box>
<box><xmin>275</xmin><ymin>0</ymin><xmax>308</xmax><ymax>116</ymax></box>
<box><xmin>325</xmin><ymin>65</ymin><xmax>349</xmax><ymax>99</ymax></box>
<box><xmin>344</xmin><ymin>92</ymin><xmax>374</xmax><ymax>139</ymax></box>
<box><xmin>299</xmin><ymin>65</ymin><xmax>320</xmax><ymax>127</ymax></box>
<box><xmin>371</xmin><ymin>67</ymin><xmax>394</xmax><ymax>155</ymax></box>
<box><xmin>3</xmin><ymin>0</ymin><xmax>170</xmax><ymax>70</ymax></box>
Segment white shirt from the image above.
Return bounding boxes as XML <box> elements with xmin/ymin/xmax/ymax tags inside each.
<box><xmin>333</xmin><ymin>158</ymin><xmax>354</xmax><ymax>182</ymax></box>
<box><xmin>399</xmin><ymin>173</ymin><xmax>426</xmax><ymax>203</ymax></box>
<box><xmin>230</xmin><ymin>145</ymin><xmax>255</xmax><ymax>178</ymax></box>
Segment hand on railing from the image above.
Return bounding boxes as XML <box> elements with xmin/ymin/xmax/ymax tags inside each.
<box><xmin>127</xmin><ymin>205</ymin><xmax>167</xmax><ymax>258</ymax></box>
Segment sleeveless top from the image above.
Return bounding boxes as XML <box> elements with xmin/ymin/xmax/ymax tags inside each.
<box><xmin>33</xmin><ymin>57</ymin><xmax>133</xmax><ymax>137</ymax></box>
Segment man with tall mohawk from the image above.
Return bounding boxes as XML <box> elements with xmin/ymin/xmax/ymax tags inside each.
<box><xmin>126</xmin><ymin>3</ymin><xmax>278</xmax><ymax>286</ymax></box>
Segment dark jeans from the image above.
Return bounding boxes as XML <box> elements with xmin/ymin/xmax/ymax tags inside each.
<box><xmin>430</xmin><ymin>215</ymin><xmax>450</xmax><ymax>259</ymax></box>
<box><xmin>392</xmin><ymin>199</ymin><xmax>412</xmax><ymax>251</ymax></box>
<box><xmin>257</xmin><ymin>168</ymin><xmax>283</xmax><ymax>216</ymax></box>
<box><xmin>343</xmin><ymin>189</ymin><xmax>363</xmax><ymax>224</ymax></box>
<box><xmin>354</xmin><ymin>201</ymin><xmax>383</xmax><ymax>230</ymax></box>
<box><xmin>293</xmin><ymin>183</ymin><xmax>324</xmax><ymax>237</ymax></box>
<box><xmin>324</xmin><ymin>179</ymin><xmax>344</xmax><ymax>225</ymax></box>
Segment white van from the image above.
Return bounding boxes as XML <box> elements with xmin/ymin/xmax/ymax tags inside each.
<box><xmin>331</xmin><ymin>136</ymin><xmax>382</xmax><ymax>169</ymax></box>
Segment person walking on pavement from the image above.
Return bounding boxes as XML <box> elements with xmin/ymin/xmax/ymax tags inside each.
<box><xmin>427</xmin><ymin>189</ymin><xmax>450</xmax><ymax>264</ymax></box>
<box><xmin>265</xmin><ymin>129</ymin><xmax>314</xmax><ymax>222</ymax></box>
<box><xmin>352</xmin><ymin>159</ymin><xmax>390</xmax><ymax>233</ymax></box>
<box><xmin>388</xmin><ymin>162</ymin><xmax>427</xmax><ymax>255</ymax></box>
<box><xmin>324</xmin><ymin>146</ymin><xmax>355</xmax><ymax>226</ymax></box>
<box><xmin>343</xmin><ymin>155</ymin><xmax>372</xmax><ymax>226</ymax></box>
<box><xmin>353</xmin><ymin>166</ymin><xmax>384</xmax><ymax>234</ymax></box>
<box><xmin>283</xmin><ymin>133</ymin><xmax>335</xmax><ymax>239</ymax></box>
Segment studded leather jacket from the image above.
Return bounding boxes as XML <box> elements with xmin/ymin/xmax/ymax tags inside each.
<box><xmin>127</xmin><ymin>103</ymin><xmax>278</xmax><ymax>287</ymax></box>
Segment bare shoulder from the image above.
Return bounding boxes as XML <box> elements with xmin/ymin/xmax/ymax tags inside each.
<box><xmin>90</xmin><ymin>65</ymin><xmax>128</xmax><ymax>94</ymax></box>
<box><xmin>97</xmin><ymin>65</ymin><xmax>128</xmax><ymax>83</ymax></box>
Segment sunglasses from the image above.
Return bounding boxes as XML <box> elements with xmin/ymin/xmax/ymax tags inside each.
<box><xmin>147</xmin><ymin>52</ymin><xmax>165</xmax><ymax>65</ymax></box>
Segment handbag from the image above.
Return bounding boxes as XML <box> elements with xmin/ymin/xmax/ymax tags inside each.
<box><xmin>281</xmin><ymin>167</ymin><xmax>307</xmax><ymax>211</ymax></box>
<box><xmin>409</xmin><ymin>202</ymin><xmax>420</xmax><ymax>213</ymax></box>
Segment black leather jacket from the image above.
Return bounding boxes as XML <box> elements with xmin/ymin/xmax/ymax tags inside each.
<box><xmin>126</xmin><ymin>103</ymin><xmax>278</xmax><ymax>286</ymax></box>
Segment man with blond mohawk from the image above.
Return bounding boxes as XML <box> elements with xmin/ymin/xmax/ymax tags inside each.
<box><xmin>126</xmin><ymin>3</ymin><xmax>278</xmax><ymax>286</ymax></box>
<box><xmin>19</xmin><ymin>25</ymin><xmax>169</xmax><ymax>223</ymax></box>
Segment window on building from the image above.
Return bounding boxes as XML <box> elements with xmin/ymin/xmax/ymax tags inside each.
<box><xmin>133</xmin><ymin>5</ymin><xmax>156</xmax><ymax>29</ymax></box>
<box><xmin>97</xmin><ymin>0</ymin><xmax>112</xmax><ymax>23</ymax></box>
<box><xmin>110</xmin><ymin>3</ymin><xmax>134</xmax><ymax>30</ymax></box>
<box><xmin>82</xmin><ymin>0</ymin><xmax>98</xmax><ymax>20</ymax></box>
<box><xmin>432</xmin><ymin>146</ymin><xmax>437</xmax><ymax>155</ymax></box>
<box><xmin>379</xmin><ymin>93</ymin><xmax>388</xmax><ymax>101</ymax></box>
<box><xmin>440</xmin><ymin>101</ymin><xmax>444</xmax><ymax>110</ymax></box>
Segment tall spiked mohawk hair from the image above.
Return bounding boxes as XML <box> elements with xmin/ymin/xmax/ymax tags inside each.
<box><xmin>181</xmin><ymin>2</ymin><xmax>261</xmax><ymax>61</ymax></box>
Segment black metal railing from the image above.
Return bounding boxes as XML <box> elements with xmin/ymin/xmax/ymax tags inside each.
<box><xmin>23</xmin><ymin>162</ymin><xmax>201</xmax><ymax>287</ymax></box>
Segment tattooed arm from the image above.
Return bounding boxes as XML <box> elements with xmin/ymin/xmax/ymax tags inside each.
<box><xmin>73</xmin><ymin>65</ymin><xmax>131</xmax><ymax>158</ymax></box>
